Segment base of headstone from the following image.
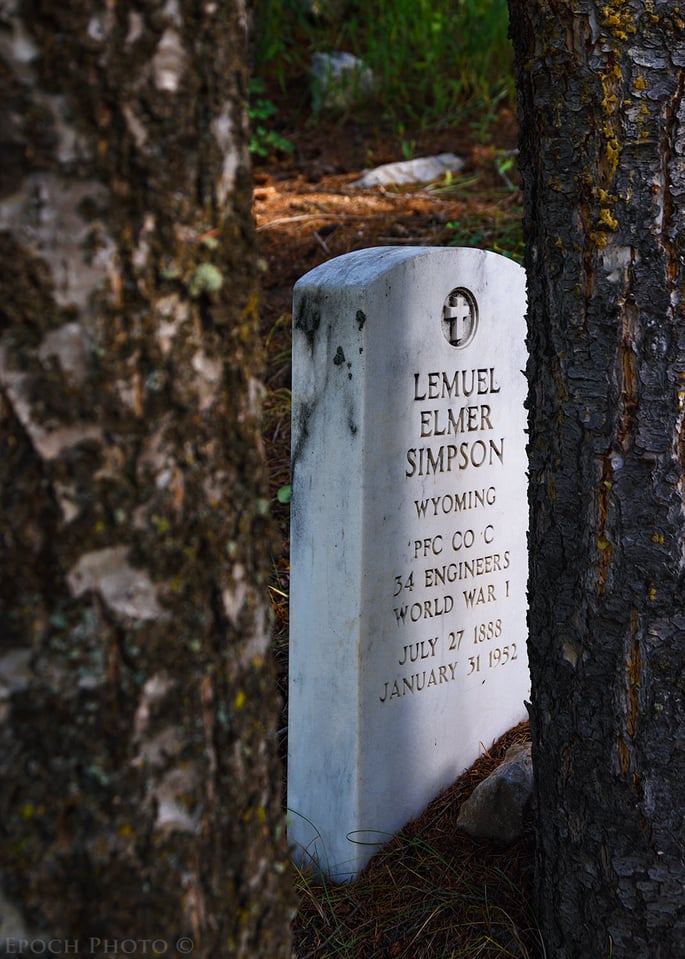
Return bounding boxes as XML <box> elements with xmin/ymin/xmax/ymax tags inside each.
<box><xmin>288</xmin><ymin>247</ymin><xmax>529</xmax><ymax>881</ymax></box>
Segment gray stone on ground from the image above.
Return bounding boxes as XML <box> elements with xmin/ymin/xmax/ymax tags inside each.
<box><xmin>456</xmin><ymin>742</ymin><xmax>533</xmax><ymax>844</ymax></box>
<box><xmin>310</xmin><ymin>52</ymin><xmax>375</xmax><ymax>112</ymax></box>
<box><xmin>350</xmin><ymin>153</ymin><xmax>465</xmax><ymax>189</ymax></box>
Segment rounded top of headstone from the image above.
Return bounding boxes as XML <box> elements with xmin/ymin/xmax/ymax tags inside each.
<box><xmin>294</xmin><ymin>246</ymin><xmax>524</xmax><ymax>295</ymax></box>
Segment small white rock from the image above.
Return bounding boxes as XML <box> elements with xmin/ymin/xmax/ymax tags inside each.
<box><xmin>350</xmin><ymin>153</ymin><xmax>465</xmax><ymax>189</ymax></box>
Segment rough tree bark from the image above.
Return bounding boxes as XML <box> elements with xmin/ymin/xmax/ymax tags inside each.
<box><xmin>0</xmin><ymin>2</ymin><xmax>292</xmax><ymax>955</ymax></box>
<box><xmin>508</xmin><ymin>2</ymin><xmax>685</xmax><ymax>956</ymax></box>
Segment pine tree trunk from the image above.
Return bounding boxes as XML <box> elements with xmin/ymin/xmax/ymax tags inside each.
<box><xmin>0</xmin><ymin>2</ymin><xmax>293</xmax><ymax>954</ymax></box>
<box><xmin>508</xmin><ymin>3</ymin><xmax>685</xmax><ymax>956</ymax></box>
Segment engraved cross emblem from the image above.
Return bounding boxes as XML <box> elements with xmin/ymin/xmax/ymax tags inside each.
<box><xmin>442</xmin><ymin>289</ymin><xmax>476</xmax><ymax>347</ymax></box>
<box><xmin>444</xmin><ymin>293</ymin><xmax>471</xmax><ymax>343</ymax></box>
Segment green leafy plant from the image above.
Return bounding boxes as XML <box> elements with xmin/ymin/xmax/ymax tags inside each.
<box><xmin>495</xmin><ymin>148</ymin><xmax>520</xmax><ymax>190</ymax></box>
<box><xmin>252</xmin><ymin>0</ymin><xmax>314</xmax><ymax>88</ymax></box>
<box><xmin>276</xmin><ymin>484</ymin><xmax>292</xmax><ymax>504</ymax></box>
<box><xmin>248</xmin><ymin>79</ymin><xmax>295</xmax><ymax>158</ymax></box>
<box><xmin>347</xmin><ymin>0</ymin><xmax>514</xmax><ymax>128</ymax></box>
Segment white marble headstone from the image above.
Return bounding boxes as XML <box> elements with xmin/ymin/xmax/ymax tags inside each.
<box><xmin>288</xmin><ymin>247</ymin><xmax>529</xmax><ymax>881</ymax></box>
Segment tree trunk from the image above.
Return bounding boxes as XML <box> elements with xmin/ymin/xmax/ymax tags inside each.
<box><xmin>508</xmin><ymin>3</ymin><xmax>685</xmax><ymax>956</ymax></box>
<box><xmin>0</xmin><ymin>2</ymin><xmax>292</xmax><ymax>955</ymax></box>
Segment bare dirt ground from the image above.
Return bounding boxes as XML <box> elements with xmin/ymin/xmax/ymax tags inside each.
<box><xmin>254</xmin><ymin>100</ymin><xmax>539</xmax><ymax>958</ymax></box>
<box><xmin>255</xmin><ymin>106</ymin><xmax>520</xmax><ymax>336</ymax></box>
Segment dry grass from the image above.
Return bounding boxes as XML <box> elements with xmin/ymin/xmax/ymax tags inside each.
<box><xmin>291</xmin><ymin>723</ymin><xmax>541</xmax><ymax>959</ymax></box>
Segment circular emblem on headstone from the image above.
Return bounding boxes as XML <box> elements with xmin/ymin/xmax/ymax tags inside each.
<box><xmin>442</xmin><ymin>288</ymin><xmax>478</xmax><ymax>348</ymax></box>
